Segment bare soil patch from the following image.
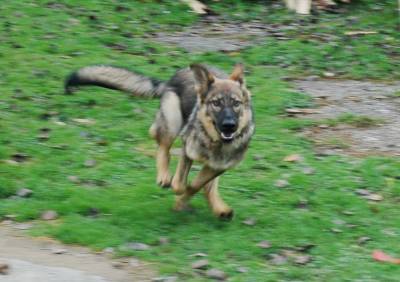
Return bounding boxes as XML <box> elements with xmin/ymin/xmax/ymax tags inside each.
<box><xmin>293</xmin><ymin>80</ymin><xmax>400</xmax><ymax>156</ymax></box>
<box><xmin>155</xmin><ymin>16</ymin><xmax>295</xmax><ymax>53</ymax></box>
<box><xmin>0</xmin><ymin>224</ymin><xmax>156</xmax><ymax>282</ymax></box>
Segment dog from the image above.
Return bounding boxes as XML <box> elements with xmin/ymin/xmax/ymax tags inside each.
<box><xmin>65</xmin><ymin>63</ymin><xmax>254</xmax><ymax>219</ymax></box>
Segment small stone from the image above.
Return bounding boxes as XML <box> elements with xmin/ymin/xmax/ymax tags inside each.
<box><xmin>67</xmin><ymin>175</ymin><xmax>80</xmax><ymax>183</ymax></box>
<box><xmin>274</xmin><ymin>179</ymin><xmax>289</xmax><ymax>188</ymax></box>
<box><xmin>269</xmin><ymin>254</ymin><xmax>287</xmax><ymax>265</ymax></box>
<box><xmin>111</xmin><ymin>261</ymin><xmax>125</xmax><ymax>269</ymax></box>
<box><xmin>294</xmin><ymin>254</ymin><xmax>312</xmax><ymax>265</ymax></box>
<box><xmin>16</xmin><ymin>188</ymin><xmax>33</xmax><ymax>198</ymax></box>
<box><xmin>206</xmin><ymin>269</ymin><xmax>227</xmax><ymax>280</ymax></box>
<box><xmin>0</xmin><ymin>263</ymin><xmax>10</xmax><ymax>275</ymax></box>
<box><xmin>152</xmin><ymin>276</ymin><xmax>177</xmax><ymax>282</ymax></box>
<box><xmin>302</xmin><ymin>167</ymin><xmax>315</xmax><ymax>175</ymax></box>
<box><xmin>330</xmin><ymin>228</ymin><xmax>343</xmax><ymax>233</ymax></box>
<box><xmin>257</xmin><ymin>240</ymin><xmax>271</xmax><ymax>249</ymax></box>
<box><xmin>52</xmin><ymin>248</ymin><xmax>67</xmax><ymax>254</ymax></box>
<box><xmin>323</xmin><ymin>71</ymin><xmax>335</xmax><ymax>78</ymax></box>
<box><xmin>158</xmin><ymin>237</ymin><xmax>170</xmax><ymax>245</ymax></box>
<box><xmin>355</xmin><ymin>189</ymin><xmax>370</xmax><ymax>196</ymax></box>
<box><xmin>41</xmin><ymin>210</ymin><xmax>58</xmax><ymax>220</ymax></box>
<box><xmin>191</xmin><ymin>259</ymin><xmax>209</xmax><ymax>270</ymax></box>
<box><xmin>84</xmin><ymin>159</ymin><xmax>96</xmax><ymax>168</ymax></box>
<box><xmin>236</xmin><ymin>266</ymin><xmax>248</xmax><ymax>273</ymax></box>
<box><xmin>242</xmin><ymin>218</ymin><xmax>257</xmax><ymax>226</ymax></box>
<box><xmin>357</xmin><ymin>236</ymin><xmax>371</xmax><ymax>245</ymax></box>
<box><xmin>125</xmin><ymin>242</ymin><xmax>150</xmax><ymax>251</ymax></box>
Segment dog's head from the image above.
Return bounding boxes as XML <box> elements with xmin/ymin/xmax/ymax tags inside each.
<box><xmin>191</xmin><ymin>63</ymin><xmax>252</xmax><ymax>143</ymax></box>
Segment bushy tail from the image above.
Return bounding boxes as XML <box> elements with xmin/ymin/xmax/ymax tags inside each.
<box><xmin>65</xmin><ymin>65</ymin><xmax>165</xmax><ymax>98</ymax></box>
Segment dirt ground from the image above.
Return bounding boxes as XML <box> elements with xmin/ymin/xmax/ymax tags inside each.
<box><xmin>0</xmin><ymin>223</ymin><xmax>156</xmax><ymax>282</ymax></box>
<box><xmin>294</xmin><ymin>79</ymin><xmax>400</xmax><ymax>156</ymax></box>
<box><xmin>155</xmin><ymin>16</ymin><xmax>293</xmax><ymax>53</ymax></box>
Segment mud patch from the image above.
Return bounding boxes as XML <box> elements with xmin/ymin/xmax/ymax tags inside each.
<box><xmin>293</xmin><ymin>80</ymin><xmax>400</xmax><ymax>156</ymax></box>
<box><xmin>154</xmin><ymin>16</ymin><xmax>294</xmax><ymax>53</ymax></box>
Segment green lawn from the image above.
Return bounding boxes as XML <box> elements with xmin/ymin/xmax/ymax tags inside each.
<box><xmin>0</xmin><ymin>1</ymin><xmax>399</xmax><ymax>281</ymax></box>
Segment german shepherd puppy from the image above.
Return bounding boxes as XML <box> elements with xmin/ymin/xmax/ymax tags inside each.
<box><xmin>65</xmin><ymin>64</ymin><xmax>254</xmax><ymax>219</ymax></box>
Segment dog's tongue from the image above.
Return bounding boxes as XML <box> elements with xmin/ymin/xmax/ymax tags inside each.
<box><xmin>221</xmin><ymin>132</ymin><xmax>234</xmax><ymax>140</ymax></box>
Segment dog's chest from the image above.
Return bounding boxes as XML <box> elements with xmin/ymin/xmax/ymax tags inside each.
<box><xmin>184</xmin><ymin>134</ymin><xmax>246</xmax><ymax>170</ymax></box>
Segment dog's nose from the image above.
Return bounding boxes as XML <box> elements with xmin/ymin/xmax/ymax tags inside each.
<box><xmin>222</xmin><ymin>119</ymin><xmax>237</xmax><ymax>133</ymax></box>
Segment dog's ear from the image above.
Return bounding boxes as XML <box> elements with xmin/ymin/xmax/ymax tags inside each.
<box><xmin>230</xmin><ymin>63</ymin><xmax>245</xmax><ymax>85</ymax></box>
<box><xmin>191</xmin><ymin>64</ymin><xmax>215</xmax><ymax>100</ymax></box>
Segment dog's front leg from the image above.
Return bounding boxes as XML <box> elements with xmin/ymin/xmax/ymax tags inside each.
<box><xmin>204</xmin><ymin>177</ymin><xmax>233</xmax><ymax>220</ymax></box>
<box><xmin>171</xmin><ymin>153</ymin><xmax>193</xmax><ymax>195</ymax></box>
<box><xmin>174</xmin><ymin>166</ymin><xmax>223</xmax><ymax>211</ymax></box>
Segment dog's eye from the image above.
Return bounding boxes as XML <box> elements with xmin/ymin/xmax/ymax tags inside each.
<box><xmin>233</xmin><ymin>100</ymin><xmax>241</xmax><ymax>107</ymax></box>
<box><xmin>211</xmin><ymin>100</ymin><xmax>221</xmax><ymax>107</ymax></box>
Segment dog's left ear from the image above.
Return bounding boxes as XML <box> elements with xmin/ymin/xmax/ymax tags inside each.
<box><xmin>191</xmin><ymin>64</ymin><xmax>215</xmax><ymax>100</ymax></box>
<box><xmin>230</xmin><ymin>63</ymin><xmax>245</xmax><ymax>85</ymax></box>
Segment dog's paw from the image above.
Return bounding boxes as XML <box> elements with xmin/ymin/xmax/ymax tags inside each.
<box><xmin>215</xmin><ymin>208</ymin><xmax>234</xmax><ymax>221</ymax></box>
<box><xmin>171</xmin><ymin>178</ymin><xmax>186</xmax><ymax>195</ymax></box>
<box><xmin>157</xmin><ymin>173</ymin><xmax>172</xmax><ymax>188</ymax></box>
<box><xmin>174</xmin><ymin>198</ymin><xmax>194</xmax><ymax>212</ymax></box>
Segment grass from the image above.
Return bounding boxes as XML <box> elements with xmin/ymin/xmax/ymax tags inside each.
<box><xmin>326</xmin><ymin>113</ymin><xmax>385</xmax><ymax>128</ymax></box>
<box><xmin>1</xmin><ymin>1</ymin><xmax>400</xmax><ymax>281</ymax></box>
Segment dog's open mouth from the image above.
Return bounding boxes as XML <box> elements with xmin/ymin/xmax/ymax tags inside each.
<box><xmin>221</xmin><ymin>132</ymin><xmax>235</xmax><ymax>141</ymax></box>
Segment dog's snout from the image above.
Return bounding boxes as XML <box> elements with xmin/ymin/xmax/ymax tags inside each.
<box><xmin>222</xmin><ymin>119</ymin><xmax>237</xmax><ymax>132</ymax></box>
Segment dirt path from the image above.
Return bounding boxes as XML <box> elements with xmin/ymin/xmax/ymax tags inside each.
<box><xmin>0</xmin><ymin>224</ymin><xmax>156</xmax><ymax>282</ymax></box>
<box><xmin>293</xmin><ymin>79</ymin><xmax>400</xmax><ymax>156</ymax></box>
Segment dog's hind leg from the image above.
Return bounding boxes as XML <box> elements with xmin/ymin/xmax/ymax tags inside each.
<box><xmin>204</xmin><ymin>177</ymin><xmax>233</xmax><ymax>220</ymax></box>
<box><xmin>174</xmin><ymin>166</ymin><xmax>224</xmax><ymax>211</ymax></box>
<box><xmin>149</xmin><ymin>91</ymin><xmax>183</xmax><ymax>188</ymax></box>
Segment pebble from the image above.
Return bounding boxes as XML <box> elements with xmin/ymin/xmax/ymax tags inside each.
<box><xmin>205</xmin><ymin>269</ymin><xmax>227</xmax><ymax>280</ymax></box>
<box><xmin>191</xmin><ymin>259</ymin><xmax>209</xmax><ymax>270</ymax></box>
<box><xmin>16</xmin><ymin>188</ymin><xmax>33</xmax><ymax>198</ymax></box>
<box><xmin>41</xmin><ymin>210</ymin><xmax>59</xmax><ymax>220</ymax></box>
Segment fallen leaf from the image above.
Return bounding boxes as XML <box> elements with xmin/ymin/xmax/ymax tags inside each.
<box><xmin>364</xmin><ymin>193</ymin><xmax>383</xmax><ymax>202</ymax></box>
<box><xmin>345</xmin><ymin>31</ymin><xmax>378</xmax><ymax>36</ymax></box>
<box><xmin>283</xmin><ymin>154</ymin><xmax>303</xmax><ymax>162</ymax></box>
<box><xmin>242</xmin><ymin>218</ymin><xmax>257</xmax><ymax>226</ymax></box>
<box><xmin>285</xmin><ymin>108</ymin><xmax>320</xmax><ymax>115</ymax></box>
<box><xmin>372</xmin><ymin>250</ymin><xmax>400</xmax><ymax>264</ymax></box>
<box><xmin>72</xmin><ymin>118</ymin><xmax>96</xmax><ymax>125</ymax></box>
<box><xmin>11</xmin><ymin>153</ymin><xmax>30</xmax><ymax>163</ymax></box>
<box><xmin>0</xmin><ymin>263</ymin><xmax>9</xmax><ymax>275</ymax></box>
<box><xmin>189</xmin><ymin>252</ymin><xmax>208</xmax><ymax>257</ymax></box>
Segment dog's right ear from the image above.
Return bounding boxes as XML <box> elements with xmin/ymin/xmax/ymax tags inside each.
<box><xmin>190</xmin><ymin>64</ymin><xmax>214</xmax><ymax>100</ymax></box>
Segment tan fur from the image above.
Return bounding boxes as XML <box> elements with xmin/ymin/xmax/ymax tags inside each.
<box><xmin>204</xmin><ymin>177</ymin><xmax>233</xmax><ymax>218</ymax></box>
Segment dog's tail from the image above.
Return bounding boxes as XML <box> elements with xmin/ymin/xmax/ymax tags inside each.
<box><xmin>65</xmin><ymin>65</ymin><xmax>166</xmax><ymax>98</ymax></box>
